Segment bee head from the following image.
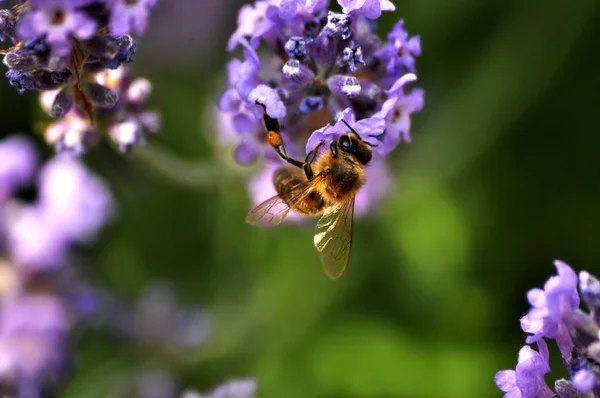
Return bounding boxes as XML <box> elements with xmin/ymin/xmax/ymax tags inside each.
<box><xmin>337</xmin><ymin>133</ymin><xmax>372</xmax><ymax>165</ymax></box>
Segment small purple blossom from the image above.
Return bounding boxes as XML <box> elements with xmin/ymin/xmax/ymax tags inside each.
<box><xmin>495</xmin><ymin>343</ymin><xmax>553</xmax><ymax>398</ymax></box>
<box><xmin>0</xmin><ymin>294</ymin><xmax>69</xmax><ymax>379</ymax></box>
<box><xmin>572</xmin><ymin>369</ymin><xmax>596</xmax><ymax>393</ymax></box>
<box><xmin>17</xmin><ymin>0</ymin><xmax>97</xmax><ymax>57</ymax></box>
<box><xmin>375</xmin><ymin>73</ymin><xmax>423</xmax><ymax>148</ymax></box>
<box><xmin>520</xmin><ymin>260</ymin><xmax>579</xmax><ymax>359</ymax></box>
<box><xmin>0</xmin><ymin>135</ymin><xmax>38</xmax><ymax>203</ymax></box>
<box><xmin>36</xmin><ymin>66</ymin><xmax>159</xmax><ymax>154</ymax></box>
<box><xmin>376</xmin><ymin>19</ymin><xmax>422</xmax><ymax>74</ymax></box>
<box><xmin>6</xmin><ymin>157</ymin><xmax>113</xmax><ymax>270</ymax></box>
<box><xmin>109</xmin><ymin>0</ymin><xmax>158</xmax><ymax>36</ymax></box>
<box><xmin>226</xmin><ymin>1</ymin><xmax>271</xmax><ymax>51</ymax></box>
<box><xmin>130</xmin><ymin>283</ymin><xmax>212</xmax><ymax>352</ymax></box>
<box><xmin>338</xmin><ymin>0</ymin><xmax>395</xmax><ymax>19</ymax></box>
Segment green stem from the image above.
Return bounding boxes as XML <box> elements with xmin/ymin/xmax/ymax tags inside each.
<box><xmin>130</xmin><ymin>143</ymin><xmax>233</xmax><ymax>189</ymax></box>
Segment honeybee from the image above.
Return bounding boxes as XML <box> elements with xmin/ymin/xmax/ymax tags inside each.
<box><xmin>246</xmin><ymin>107</ymin><xmax>374</xmax><ymax>279</ymax></box>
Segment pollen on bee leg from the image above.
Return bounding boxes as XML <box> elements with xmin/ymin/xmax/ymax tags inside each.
<box><xmin>267</xmin><ymin>130</ymin><xmax>283</xmax><ymax>148</ymax></box>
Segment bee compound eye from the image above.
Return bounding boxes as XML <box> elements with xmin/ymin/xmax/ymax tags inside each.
<box><xmin>339</xmin><ymin>135</ymin><xmax>352</xmax><ymax>150</ymax></box>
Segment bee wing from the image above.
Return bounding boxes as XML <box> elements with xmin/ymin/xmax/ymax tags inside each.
<box><xmin>246</xmin><ymin>174</ymin><xmax>325</xmax><ymax>227</ymax></box>
<box><xmin>313</xmin><ymin>196</ymin><xmax>355</xmax><ymax>279</ymax></box>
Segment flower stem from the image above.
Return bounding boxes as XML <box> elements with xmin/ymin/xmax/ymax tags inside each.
<box><xmin>130</xmin><ymin>143</ymin><xmax>232</xmax><ymax>189</ymax></box>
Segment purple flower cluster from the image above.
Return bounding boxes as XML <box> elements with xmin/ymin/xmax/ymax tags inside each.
<box><xmin>0</xmin><ymin>134</ymin><xmax>113</xmax><ymax>394</ymax></box>
<box><xmin>217</xmin><ymin>0</ymin><xmax>423</xmax><ymax>215</ymax></box>
<box><xmin>101</xmin><ymin>282</ymin><xmax>212</xmax><ymax>354</ymax></box>
<box><xmin>0</xmin><ymin>0</ymin><xmax>159</xmax><ymax>154</ymax></box>
<box><xmin>496</xmin><ymin>260</ymin><xmax>600</xmax><ymax>397</ymax></box>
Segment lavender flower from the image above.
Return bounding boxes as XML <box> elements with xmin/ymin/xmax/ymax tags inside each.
<box><xmin>16</xmin><ymin>0</ymin><xmax>97</xmax><ymax>57</ymax></box>
<box><xmin>0</xmin><ymin>294</ymin><xmax>69</xmax><ymax>380</ymax></box>
<box><xmin>1</xmin><ymin>0</ymin><xmax>159</xmax><ymax>155</ymax></box>
<box><xmin>0</xmin><ymin>135</ymin><xmax>38</xmax><ymax>203</ymax></box>
<box><xmin>130</xmin><ymin>282</ymin><xmax>212</xmax><ymax>352</ymax></box>
<box><xmin>38</xmin><ymin>66</ymin><xmax>160</xmax><ymax>154</ymax></box>
<box><xmin>0</xmin><ymin>134</ymin><xmax>113</xmax><ymax>396</ymax></box>
<box><xmin>338</xmin><ymin>0</ymin><xmax>396</xmax><ymax>19</ymax></box>
<box><xmin>495</xmin><ymin>342</ymin><xmax>553</xmax><ymax>398</ymax></box>
<box><xmin>520</xmin><ymin>260</ymin><xmax>580</xmax><ymax>360</ymax></box>
<box><xmin>109</xmin><ymin>0</ymin><xmax>157</xmax><ymax>36</ymax></box>
<box><xmin>496</xmin><ymin>261</ymin><xmax>600</xmax><ymax>397</ymax></box>
<box><xmin>376</xmin><ymin>19</ymin><xmax>422</xmax><ymax>74</ymax></box>
<box><xmin>218</xmin><ymin>0</ymin><xmax>424</xmax><ymax>216</ymax></box>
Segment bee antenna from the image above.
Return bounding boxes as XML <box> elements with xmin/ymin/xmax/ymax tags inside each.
<box><xmin>340</xmin><ymin>119</ymin><xmax>363</xmax><ymax>140</ymax></box>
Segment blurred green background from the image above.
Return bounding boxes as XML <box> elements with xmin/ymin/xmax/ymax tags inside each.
<box><xmin>1</xmin><ymin>0</ymin><xmax>600</xmax><ymax>396</ymax></box>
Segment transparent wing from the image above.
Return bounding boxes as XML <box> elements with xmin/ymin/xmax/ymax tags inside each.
<box><xmin>313</xmin><ymin>196</ymin><xmax>355</xmax><ymax>279</ymax></box>
<box><xmin>246</xmin><ymin>174</ymin><xmax>325</xmax><ymax>227</ymax></box>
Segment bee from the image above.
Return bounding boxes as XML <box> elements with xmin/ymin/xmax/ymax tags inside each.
<box><xmin>246</xmin><ymin>106</ymin><xmax>374</xmax><ymax>279</ymax></box>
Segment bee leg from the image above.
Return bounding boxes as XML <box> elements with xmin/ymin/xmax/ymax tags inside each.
<box><xmin>301</xmin><ymin>140</ymin><xmax>326</xmax><ymax>180</ymax></box>
<box><xmin>304</xmin><ymin>140</ymin><xmax>325</xmax><ymax>164</ymax></box>
<box><xmin>259</xmin><ymin>108</ymin><xmax>306</xmax><ymax>168</ymax></box>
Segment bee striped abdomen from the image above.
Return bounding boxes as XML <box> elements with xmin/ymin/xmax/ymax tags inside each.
<box><xmin>273</xmin><ymin>166</ymin><xmax>326</xmax><ymax>215</ymax></box>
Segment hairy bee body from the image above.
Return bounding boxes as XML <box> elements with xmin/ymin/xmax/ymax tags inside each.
<box><xmin>273</xmin><ymin>143</ymin><xmax>367</xmax><ymax>216</ymax></box>
<box><xmin>273</xmin><ymin>166</ymin><xmax>327</xmax><ymax>216</ymax></box>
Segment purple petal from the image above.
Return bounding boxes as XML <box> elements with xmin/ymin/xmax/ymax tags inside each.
<box><xmin>527</xmin><ymin>288</ymin><xmax>546</xmax><ymax>308</ymax></box>
<box><xmin>227</xmin><ymin>2</ymin><xmax>270</xmax><ymax>51</ymax></box>
<box><xmin>226</xmin><ymin>58</ymin><xmax>242</xmax><ymax>86</ymax></box>
<box><xmin>71</xmin><ymin>11</ymin><xmax>97</xmax><ymax>40</ymax></box>
<box><xmin>385</xmin><ymin>73</ymin><xmax>418</xmax><ymax>95</ymax></box>
<box><xmin>109</xmin><ymin>120</ymin><xmax>146</xmax><ymax>152</ymax></box>
<box><xmin>327</xmin><ymin>75</ymin><xmax>361</xmax><ymax>98</ymax></box>
<box><xmin>279</xmin><ymin>0</ymin><xmax>300</xmax><ymax>19</ymax></box>
<box><xmin>334</xmin><ymin>107</ymin><xmax>356</xmax><ymax>124</ymax></box>
<box><xmin>0</xmin><ymin>135</ymin><xmax>39</xmax><ymax>198</ymax></box>
<box><xmin>15</xmin><ymin>11</ymin><xmax>42</xmax><ymax>40</ymax></box>
<box><xmin>232</xmin><ymin>110</ymin><xmax>258</xmax><ymax>134</ymax></box>
<box><xmin>536</xmin><ymin>339</ymin><xmax>550</xmax><ymax>366</ymax></box>
<box><xmin>37</xmin><ymin>157</ymin><xmax>113</xmax><ymax>241</ymax></box>
<box><xmin>7</xmin><ymin>206</ymin><xmax>69</xmax><ymax>269</ymax></box>
<box><xmin>555</xmin><ymin>322</ymin><xmax>574</xmax><ymax>360</ymax></box>
<box><xmin>495</xmin><ymin>370</ymin><xmax>516</xmax><ymax>393</ymax></box>
<box><xmin>249</xmin><ymin>84</ymin><xmax>286</xmax><ymax>119</ymax></box>
<box><xmin>572</xmin><ymin>370</ymin><xmax>596</xmax><ymax>393</ymax></box>
<box><xmin>109</xmin><ymin>0</ymin><xmax>154</xmax><ymax>36</ymax></box>
<box><xmin>305</xmin><ymin>0</ymin><xmax>328</xmax><ymax>13</ymax></box>
<box><xmin>379</xmin><ymin>0</ymin><xmax>395</xmax><ymax>11</ymax></box>
<box><xmin>283</xmin><ymin>60</ymin><xmax>314</xmax><ymax>84</ymax></box>
<box><xmin>515</xmin><ymin>346</ymin><xmax>549</xmax><ymax>398</ymax></box>
<box><xmin>406</xmin><ymin>35</ymin><xmax>422</xmax><ymax>56</ymax></box>
<box><xmin>305</xmin><ymin>108</ymin><xmax>355</xmax><ymax>152</ymax></box>
<box><xmin>339</xmin><ymin>0</ymin><xmax>394</xmax><ymax>18</ymax></box>
<box><xmin>352</xmin><ymin>116</ymin><xmax>385</xmax><ymax>140</ymax></box>
<box><xmin>218</xmin><ymin>89</ymin><xmax>242</xmax><ymax>113</ymax></box>
<box><xmin>234</xmin><ymin>138</ymin><xmax>260</xmax><ymax>165</ymax></box>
